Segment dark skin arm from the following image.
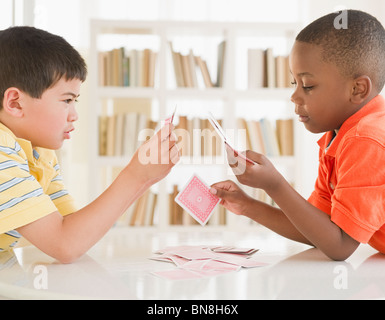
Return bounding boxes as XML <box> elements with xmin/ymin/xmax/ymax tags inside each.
<box><xmin>211</xmin><ymin>148</ymin><xmax>359</xmax><ymax>261</ymax></box>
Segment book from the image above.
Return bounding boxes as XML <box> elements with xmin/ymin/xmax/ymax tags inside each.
<box><xmin>247</xmin><ymin>48</ymin><xmax>291</xmax><ymax>89</ymax></box>
<box><xmin>237</xmin><ymin>117</ymin><xmax>294</xmax><ymax>157</ymax></box>
<box><xmin>195</xmin><ymin>56</ymin><xmax>213</xmax><ymax>88</ymax></box>
<box><xmin>216</xmin><ymin>40</ymin><xmax>226</xmax><ymax>87</ymax></box>
<box><xmin>248</xmin><ymin>49</ymin><xmax>265</xmax><ymax>89</ymax></box>
<box><xmin>99</xmin><ymin>47</ymin><xmax>157</xmax><ymax>87</ymax></box>
<box><xmin>168</xmin><ymin>41</ymin><xmax>224</xmax><ymax>89</ymax></box>
<box><xmin>276</xmin><ymin>119</ymin><xmax>294</xmax><ymax>156</ymax></box>
<box><xmin>169</xmin><ymin>42</ymin><xmax>185</xmax><ymax>87</ymax></box>
<box><xmin>265</xmin><ymin>48</ymin><xmax>276</xmax><ymax>88</ymax></box>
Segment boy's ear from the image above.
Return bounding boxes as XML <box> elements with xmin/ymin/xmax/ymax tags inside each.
<box><xmin>350</xmin><ymin>76</ymin><xmax>372</xmax><ymax>104</ymax></box>
<box><xmin>2</xmin><ymin>88</ymin><xmax>24</xmax><ymax>118</ymax></box>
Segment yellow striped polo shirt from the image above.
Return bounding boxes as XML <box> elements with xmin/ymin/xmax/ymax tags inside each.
<box><xmin>0</xmin><ymin>122</ymin><xmax>76</xmax><ymax>252</ymax></box>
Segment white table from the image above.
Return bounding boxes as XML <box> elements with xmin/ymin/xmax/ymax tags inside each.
<box><xmin>0</xmin><ymin>226</ymin><xmax>384</xmax><ymax>300</ymax></box>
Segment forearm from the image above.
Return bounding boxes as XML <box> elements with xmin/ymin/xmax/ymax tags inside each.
<box><xmin>63</xmin><ymin>164</ymin><xmax>149</xmax><ymax>250</ymax></box>
<box><xmin>18</xmin><ymin>163</ymin><xmax>150</xmax><ymax>263</ymax></box>
<box><xmin>241</xmin><ymin>197</ymin><xmax>313</xmax><ymax>246</ymax></box>
<box><xmin>266</xmin><ymin>177</ymin><xmax>359</xmax><ymax>260</ymax></box>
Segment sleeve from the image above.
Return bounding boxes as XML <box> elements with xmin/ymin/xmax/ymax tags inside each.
<box><xmin>46</xmin><ymin>155</ymin><xmax>77</xmax><ymax>216</ymax></box>
<box><xmin>0</xmin><ymin>142</ymin><xmax>57</xmax><ymax>234</ymax></box>
<box><xmin>331</xmin><ymin>137</ymin><xmax>385</xmax><ymax>243</ymax></box>
<box><xmin>308</xmin><ymin>149</ymin><xmax>333</xmax><ymax>215</ymax></box>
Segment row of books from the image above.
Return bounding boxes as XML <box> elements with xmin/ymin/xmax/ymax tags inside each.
<box><xmin>118</xmin><ymin>190</ymin><xmax>158</xmax><ymax>227</ymax></box>
<box><xmin>98</xmin><ymin>112</ymin><xmax>294</xmax><ymax>158</ymax></box>
<box><xmin>175</xmin><ymin>116</ymin><xmax>223</xmax><ymax>157</ymax></box>
<box><xmin>98</xmin><ymin>47</ymin><xmax>157</xmax><ymax>87</ymax></box>
<box><xmin>116</xmin><ymin>185</ymin><xmax>227</xmax><ymax>227</ymax></box>
<box><xmin>169</xmin><ymin>41</ymin><xmax>226</xmax><ymax>88</ymax></box>
<box><xmin>115</xmin><ymin>183</ymin><xmax>278</xmax><ymax>227</ymax></box>
<box><xmin>248</xmin><ymin>48</ymin><xmax>292</xmax><ymax>89</ymax></box>
<box><xmin>97</xmin><ymin>44</ymin><xmax>292</xmax><ymax>89</ymax></box>
<box><xmin>237</xmin><ymin>118</ymin><xmax>294</xmax><ymax>157</ymax></box>
<box><xmin>98</xmin><ymin>113</ymin><xmax>157</xmax><ymax>157</ymax></box>
<box><xmin>98</xmin><ymin>113</ymin><xmax>223</xmax><ymax>157</ymax></box>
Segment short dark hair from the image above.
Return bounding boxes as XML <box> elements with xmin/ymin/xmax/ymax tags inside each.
<box><xmin>0</xmin><ymin>26</ymin><xmax>87</xmax><ymax>108</ymax></box>
<box><xmin>296</xmin><ymin>10</ymin><xmax>385</xmax><ymax>92</ymax></box>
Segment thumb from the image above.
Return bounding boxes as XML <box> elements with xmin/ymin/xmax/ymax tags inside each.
<box><xmin>210</xmin><ymin>186</ymin><xmax>230</xmax><ymax>200</ymax></box>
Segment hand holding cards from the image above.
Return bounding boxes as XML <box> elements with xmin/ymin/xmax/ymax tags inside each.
<box><xmin>207</xmin><ymin>112</ymin><xmax>256</xmax><ymax>165</ymax></box>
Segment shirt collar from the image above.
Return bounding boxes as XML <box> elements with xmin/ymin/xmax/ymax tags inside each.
<box><xmin>0</xmin><ymin>122</ymin><xmax>40</xmax><ymax>162</ymax></box>
<box><xmin>317</xmin><ymin>95</ymin><xmax>385</xmax><ymax>157</ymax></box>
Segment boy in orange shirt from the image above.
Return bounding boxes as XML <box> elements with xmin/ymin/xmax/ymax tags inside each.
<box><xmin>210</xmin><ymin>10</ymin><xmax>385</xmax><ymax>261</ymax></box>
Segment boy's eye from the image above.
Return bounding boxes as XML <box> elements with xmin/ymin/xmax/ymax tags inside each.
<box><xmin>64</xmin><ymin>99</ymin><xmax>79</xmax><ymax>104</ymax></box>
<box><xmin>290</xmin><ymin>81</ymin><xmax>314</xmax><ymax>92</ymax></box>
<box><xmin>302</xmin><ymin>86</ymin><xmax>314</xmax><ymax>91</ymax></box>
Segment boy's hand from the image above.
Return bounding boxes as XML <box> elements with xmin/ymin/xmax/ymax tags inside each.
<box><xmin>129</xmin><ymin>124</ymin><xmax>180</xmax><ymax>187</ymax></box>
<box><xmin>226</xmin><ymin>145</ymin><xmax>284</xmax><ymax>193</ymax></box>
<box><xmin>210</xmin><ymin>180</ymin><xmax>254</xmax><ymax>216</ymax></box>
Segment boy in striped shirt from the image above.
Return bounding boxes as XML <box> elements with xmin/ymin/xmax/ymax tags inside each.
<box><xmin>0</xmin><ymin>26</ymin><xmax>179</xmax><ymax>263</ymax></box>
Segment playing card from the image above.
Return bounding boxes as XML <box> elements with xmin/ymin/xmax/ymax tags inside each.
<box><xmin>175</xmin><ymin>174</ymin><xmax>220</xmax><ymax>226</ymax></box>
<box><xmin>211</xmin><ymin>246</ymin><xmax>259</xmax><ymax>255</ymax></box>
<box><xmin>164</xmin><ymin>105</ymin><xmax>177</xmax><ymax>125</ymax></box>
<box><xmin>207</xmin><ymin>112</ymin><xmax>255</xmax><ymax>165</ymax></box>
<box><xmin>213</xmin><ymin>255</ymin><xmax>268</xmax><ymax>268</ymax></box>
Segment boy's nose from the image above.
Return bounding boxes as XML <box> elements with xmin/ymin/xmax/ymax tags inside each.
<box><xmin>290</xmin><ymin>91</ymin><xmax>298</xmax><ymax>104</ymax></box>
<box><xmin>290</xmin><ymin>88</ymin><xmax>303</xmax><ymax>106</ymax></box>
<box><xmin>68</xmin><ymin>106</ymin><xmax>78</xmax><ymax>122</ymax></box>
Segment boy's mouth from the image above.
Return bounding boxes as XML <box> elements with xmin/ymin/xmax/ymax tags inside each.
<box><xmin>64</xmin><ymin>128</ymin><xmax>74</xmax><ymax>139</ymax></box>
<box><xmin>298</xmin><ymin>115</ymin><xmax>310</xmax><ymax>123</ymax></box>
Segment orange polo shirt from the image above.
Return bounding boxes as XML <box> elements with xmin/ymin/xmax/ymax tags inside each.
<box><xmin>308</xmin><ymin>95</ymin><xmax>385</xmax><ymax>253</ymax></box>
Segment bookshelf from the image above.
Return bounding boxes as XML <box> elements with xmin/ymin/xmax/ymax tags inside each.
<box><xmin>88</xmin><ymin>19</ymin><xmax>301</xmax><ymax>231</ymax></box>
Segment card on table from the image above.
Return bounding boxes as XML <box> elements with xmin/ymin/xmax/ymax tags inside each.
<box><xmin>211</xmin><ymin>246</ymin><xmax>259</xmax><ymax>255</ymax></box>
<box><xmin>175</xmin><ymin>174</ymin><xmax>221</xmax><ymax>226</ymax></box>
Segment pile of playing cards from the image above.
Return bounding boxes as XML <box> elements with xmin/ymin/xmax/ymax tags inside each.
<box><xmin>150</xmin><ymin>245</ymin><xmax>267</xmax><ymax>280</ymax></box>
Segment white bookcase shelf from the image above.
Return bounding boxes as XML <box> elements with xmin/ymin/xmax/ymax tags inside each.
<box><xmin>88</xmin><ymin>19</ymin><xmax>301</xmax><ymax>231</ymax></box>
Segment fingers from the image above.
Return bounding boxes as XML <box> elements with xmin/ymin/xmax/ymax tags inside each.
<box><xmin>170</xmin><ymin>143</ymin><xmax>180</xmax><ymax>165</ymax></box>
<box><xmin>209</xmin><ymin>186</ymin><xmax>227</xmax><ymax>199</ymax></box>
<box><xmin>210</xmin><ymin>180</ymin><xmax>237</xmax><ymax>197</ymax></box>
<box><xmin>161</xmin><ymin>124</ymin><xmax>180</xmax><ymax>165</ymax></box>
<box><xmin>159</xmin><ymin>123</ymin><xmax>173</xmax><ymax>142</ymax></box>
<box><xmin>244</xmin><ymin>150</ymin><xmax>264</xmax><ymax>164</ymax></box>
